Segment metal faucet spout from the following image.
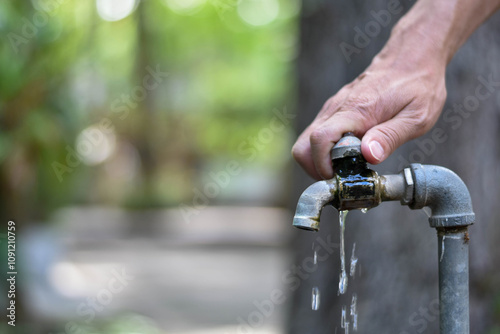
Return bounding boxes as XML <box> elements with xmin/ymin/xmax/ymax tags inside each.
<box><xmin>292</xmin><ymin>179</ymin><xmax>337</xmax><ymax>232</ymax></box>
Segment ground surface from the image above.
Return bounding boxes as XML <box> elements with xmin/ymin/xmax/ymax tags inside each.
<box><xmin>20</xmin><ymin>206</ymin><xmax>293</xmax><ymax>334</ymax></box>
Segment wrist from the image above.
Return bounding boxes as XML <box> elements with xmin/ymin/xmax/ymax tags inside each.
<box><xmin>370</xmin><ymin>8</ymin><xmax>450</xmax><ymax>76</ymax></box>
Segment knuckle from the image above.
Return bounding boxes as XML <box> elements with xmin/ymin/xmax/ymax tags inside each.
<box><xmin>340</xmin><ymin>95</ymin><xmax>379</xmax><ymax>126</ymax></box>
<box><xmin>408</xmin><ymin>109</ymin><xmax>434</xmax><ymax>135</ymax></box>
<box><xmin>309</xmin><ymin>127</ymin><xmax>328</xmax><ymax>146</ymax></box>
<box><xmin>322</xmin><ymin>96</ymin><xmax>336</xmax><ymax>110</ymax></box>
<box><xmin>343</xmin><ymin>95</ymin><xmax>373</xmax><ymax>112</ymax></box>
<box><xmin>291</xmin><ymin>143</ymin><xmax>306</xmax><ymax>162</ymax></box>
<box><xmin>376</xmin><ymin>126</ymin><xmax>401</xmax><ymax>151</ymax></box>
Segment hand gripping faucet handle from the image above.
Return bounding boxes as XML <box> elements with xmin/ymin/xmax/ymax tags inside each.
<box><xmin>330</xmin><ymin>133</ymin><xmax>367</xmax><ymax>177</ymax></box>
<box><xmin>330</xmin><ymin>132</ymin><xmax>363</xmax><ymax>162</ymax></box>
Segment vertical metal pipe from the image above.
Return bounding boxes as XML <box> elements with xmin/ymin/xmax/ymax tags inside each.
<box><xmin>437</xmin><ymin>227</ymin><xmax>470</xmax><ymax>334</ymax></box>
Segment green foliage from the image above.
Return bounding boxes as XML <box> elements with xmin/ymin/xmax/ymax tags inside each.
<box><xmin>0</xmin><ymin>0</ymin><xmax>298</xmax><ymax>216</ymax></box>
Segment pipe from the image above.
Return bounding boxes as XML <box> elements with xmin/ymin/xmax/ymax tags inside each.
<box><xmin>379</xmin><ymin>164</ymin><xmax>473</xmax><ymax>334</ymax></box>
<box><xmin>380</xmin><ymin>173</ymin><xmax>407</xmax><ymax>202</ymax></box>
<box><xmin>292</xmin><ymin>179</ymin><xmax>336</xmax><ymax>231</ymax></box>
<box><xmin>293</xmin><ymin>162</ymin><xmax>474</xmax><ymax>334</ymax></box>
<box><xmin>293</xmin><ymin>164</ymin><xmax>475</xmax><ymax>229</ymax></box>
<box><xmin>406</xmin><ymin>164</ymin><xmax>474</xmax><ymax>334</ymax></box>
<box><xmin>408</xmin><ymin>164</ymin><xmax>475</xmax><ymax>228</ymax></box>
<box><xmin>438</xmin><ymin>227</ymin><xmax>470</xmax><ymax>334</ymax></box>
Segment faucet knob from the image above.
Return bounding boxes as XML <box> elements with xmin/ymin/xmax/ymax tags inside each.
<box><xmin>329</xmin><ymin>133</ymin><xmax>381</xmax><ymax>210</ymax></box>
<box><xmin>330</xmin><ymin>132</ymin><xmax>362</xmax><ymax>161</ymax></box>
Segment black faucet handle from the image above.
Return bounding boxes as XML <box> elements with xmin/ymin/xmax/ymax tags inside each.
<box><xmin>330</xmin><ymin>132</ymin><xmax>363</xmax><ymax>161</ymax></box>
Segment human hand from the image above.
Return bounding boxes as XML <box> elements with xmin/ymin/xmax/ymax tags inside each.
<box><xmin>292</xmin><ymin>0</ymin><xmax>500</xmax><ymax>180</ymax></box>
<box><xmin>291</xmin><ymin>48</ymin><xmax>447</xmax><ymax>180</ymax></box>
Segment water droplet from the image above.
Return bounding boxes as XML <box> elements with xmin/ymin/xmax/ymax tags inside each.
<box><xmin>423</xmin><ymin>207</ymin><xmax>432</xmax><ymax>217</ymax></box>
<box><xmin>349</xmin><ymin>243</ymin><xmax>358</xmax><ymax>277</ymax></box>
<box><xmin>338</xmin><ymin>271</ymin><xmax>347</xmax><ymax>295</ymax></box>
<box><xmin>339</xmin><ymin>210</ymin><xmax>348</xmax><ymax>295</ymax></box>
<box><xmin>350</xmin><ymin>294</ymin><xmax>358</xmax><ymax>331</ymax></box>
<box><xmin>341</xmin><ymin>305</ymin><xmax>350</xmax><ymax>333</ymax></box>
<box><xmin>361</xmin><ymin>208</ymin><xmax>368</xmax><ymax>213</ymax></box>
<box><xmin>311</xmin><ymin>286</ymin><xmax>320</xmax><ymax>311</ymax></box>
<box><xmin>313</xmin><ymin>250</ymin><xmax>318</xmax><ymax>265</ymax></box>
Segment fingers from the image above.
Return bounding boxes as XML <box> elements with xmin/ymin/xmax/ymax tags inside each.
<box><xmin>292</xmin><ymin>111</ymin><xmax>368</xmax><ymax>179</ymax></box>
<box><xmin>293</xmin><ymin>105</ymin><xmax>434</xmax><ymax>178</ymax></box>
<box><xmin>309</xmin><ymin>112</ymin><xmax>367</xmax><ymax>179</ymax></box>
<box><xmin>291</xmin><ymin>136</ymin><xmax>322</xmax><ymax>180</ymax></box>
<box><xmin>291</xmin><ymin>60</ymin><xmax>446</xmax><ymax>178</ymax></box>
<box><xmin>292</xmin><ymin>91</ymin><xmax>352</xmax><ymax>180</ymax></box>
<box><xmin>361</xmin><ymin>110</ymin><xmax>433</xmax><ymax>164</ymax></box>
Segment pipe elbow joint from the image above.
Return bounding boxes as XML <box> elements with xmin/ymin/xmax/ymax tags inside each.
<box><xmin>408</xmin><ymin>164</ymin><xmax>475</xmax><ymax>228</ymax></box>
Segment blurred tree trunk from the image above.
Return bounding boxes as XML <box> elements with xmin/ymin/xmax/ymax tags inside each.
<box><xmin>288</xmin><ymin>1</ymin><xmax>500</xmax><ymax>333</ymax></box>
<box><xmin>135</xmin><ymin>3</ymin><xmax>157</xmax><ymax>205</ymax></box>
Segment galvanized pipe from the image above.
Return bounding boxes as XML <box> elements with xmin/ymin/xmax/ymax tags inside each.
<box><xmin>293</xmin><ymin>161</ymin><xmax>474</xmax><ymax>333</ymax></box>
<box><xmin>437</xmin><ymin>227</ymin><xmax>470</xmax><ymax>334</ymax></box>
<box><xmin>407</xmin><ymin>164</ymin><xmax>475</xmax><ymax>228</ymax></box>
<box><xmin>388</xmin><ymin>164</ymin><xmax>474</xmax><ymax>334</ymax></box>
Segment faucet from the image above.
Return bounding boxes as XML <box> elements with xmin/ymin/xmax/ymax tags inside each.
<box><xmin>293</xmin><ymin>133</ymin><xmax>474</xmax><ymax>334</ymax></box>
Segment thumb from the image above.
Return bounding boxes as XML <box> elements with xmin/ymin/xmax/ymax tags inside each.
<box><xmin>361</xmin><ymin>115</ymin><xmax>426</xmax><ymax>164</ymax></box>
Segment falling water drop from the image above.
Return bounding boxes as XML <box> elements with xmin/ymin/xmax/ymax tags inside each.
<box><xmin>311</xmin><ymin>242</ymin><xmax>317</xmax><ymax>264</ymax></box>
<box><xmin>350</xmin><ymin>294</ymin><xmax>358</xmax><ymax>331</ymax></box>
<box><xmin>338</xmin><ymin>210</ymin><xmax>349</xmax><ymax>295</ymax></box>
<box><xmin>361</xmin><ymin>208</ymin><xmax>368</xmax><ymax>213</ymax></box>
<box><xmin>341</xmin><ymin>305</ymin><xmax>346</xmax><ymax>327</ymax></box>
<box><xmin>349</xmin><ymin>243</ymin><xmax>358</xmax><ymax>277</ymax></box>
<box><xmin>423</xmin><ymin>207</ymin><xmax>432</xmax><ymax>217</ymax></box>
<box><xmin>311</xmin><ymin>287</ymin><xmax>320</xmax><ymax>311</ymax></box>
<box><xmin>341</xmin><ymin>305</ymin><xmax>350</xmax><ymax>333</ymax></box>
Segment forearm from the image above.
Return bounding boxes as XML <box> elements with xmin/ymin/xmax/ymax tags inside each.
<box><xmin>380</xmin><ymin>0</ymin><xmax>500</xmax><ymax>67</ymax></box>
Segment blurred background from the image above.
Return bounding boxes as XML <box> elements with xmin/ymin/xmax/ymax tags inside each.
<box><xmin>3</xmin><ymin>0</ymin><xmax>500</xmax><ymax>333</ymax></box>
<box><xmin>1</xmin><ymin>0</ymin><xmax>298</xmax><ymax>333</ymax></box>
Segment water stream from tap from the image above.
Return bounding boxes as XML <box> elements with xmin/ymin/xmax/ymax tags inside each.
<box><xmin>340</xmin><ymin>211</ymin><xmax>359</xmax><ymax>332</ymax></box>
<box><xmin>440</xmin><ymin>235</ymin><xmax>446</xmax><ymax>262</ymax></box>
<box><xmin>311</xmin><ymin>242</ymin><xmax>320</xmax><ymax>311</ymax></box>
<box><xmin>308</xmin><ymin>210</ymin><xmax>360</xmax><ymax>330</ymax></box>
<box><xmin>338</xmin><ymin>210</ymin><xmax>349</xmax><ymax>295</ymax></box>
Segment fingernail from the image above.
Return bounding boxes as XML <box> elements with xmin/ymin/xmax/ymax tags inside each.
<box><xmin>369</xmin><ymin>141</ymin><xmax>384</xmax><ymax>161</ymax></box>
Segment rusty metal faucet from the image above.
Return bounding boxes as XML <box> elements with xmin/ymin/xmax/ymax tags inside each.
<box><xmin>292</xmin><ymin>133</ymin><xmax>474</xmax><ymax>334</ymax></box>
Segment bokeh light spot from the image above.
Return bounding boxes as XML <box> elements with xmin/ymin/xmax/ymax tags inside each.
<box><xmin>75</xmin><ymin>125</ymin><xmax>116</xmax><ymax>166</ymax></box>
<box><xmin>237</xmin><ymin>0</ymin><xmax>279</xmax><ymax>26</ymax></box>
<box><xmin>96</xmin><ymin>0</ymin><xmax>138</xmax><ymax>22</ymax></box>
<box><xmin>164</xmin><ymin>0</ymin><xmax>206</xmax><ymax>15</ymax></box>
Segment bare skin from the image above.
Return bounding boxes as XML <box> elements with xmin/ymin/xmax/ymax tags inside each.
<box><xmin>292</xmin><ymin>0</ymin><xmax>500</xmax><ymax>180</ymax></box>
